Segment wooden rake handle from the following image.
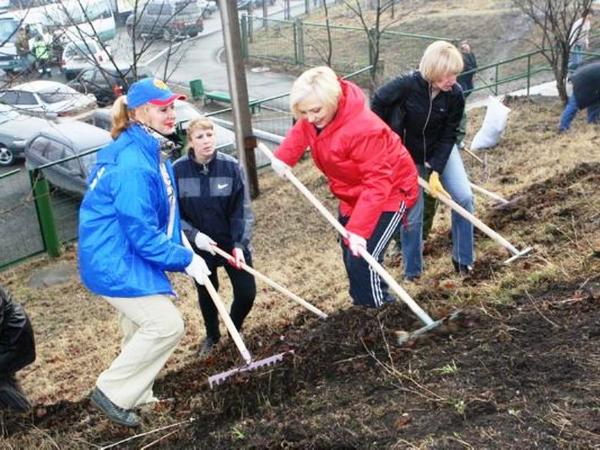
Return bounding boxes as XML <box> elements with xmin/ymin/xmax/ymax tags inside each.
<box><xmin>469</xmin><ymin>182</ymin><xmax>509</xmax><ymax>204</ymax></box>
<box><xmin>181</xmin><ymin>233</ymin><xmax>252</xmax><ymax>365</ymax></box>
<box><xmin>258</xmin><ymin>143</ymin><xmax>435</xmax><ymax>327</ymax></box>
<box><xmin>418</xmin><ymin>177</ymin><xmax>521</xmax><ymax>256</ymax></box>
<box><xmin>211</xmin><ymin>245</ymin><xmax>328</xmax><ymax>320</ymax></box>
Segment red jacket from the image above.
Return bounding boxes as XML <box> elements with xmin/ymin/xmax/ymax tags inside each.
<box><xmin>275</xmin><ymin>79</ymin><xmax>418</xmax><ymax>239</ymax></box>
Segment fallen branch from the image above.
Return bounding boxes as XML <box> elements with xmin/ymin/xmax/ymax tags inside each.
<box><xmin>99</xmin><ymin>418</ymin><xmax>194</xmax><ymax>450</ymax></box>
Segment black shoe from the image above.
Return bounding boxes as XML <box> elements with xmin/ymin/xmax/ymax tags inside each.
<box><xmin>198</xmin><ymin>336</ymin><xmax>219</xmax><ymax>359</ymax></box>
<box><xmin>90</xmin><ymin>387</ymin><xmax>140</xmax><ymax>428</ymax></box>
<box><xmin>452</xmin><ymin>259</ymin><xmax>473</xmax><ymax>277</ymax></box>
<box><xmin>0</xmin><ymin>375</ymin><xmax>31</xmax><ymax>413</ymax></box>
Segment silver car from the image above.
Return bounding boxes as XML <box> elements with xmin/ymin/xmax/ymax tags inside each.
<box><xmin>0</xmin><ymin>80</ymin><xmax>97</xmax><ymax>117</ymax></box>
<box><xmin>24</xmin><ymin>121</ymin><xmax>112</xmax><ymax>195</ymax></box>
<box><xmin>0</xmin><ymin>104</ymin><xmax>54</xmax><ymax>166</ymax></box>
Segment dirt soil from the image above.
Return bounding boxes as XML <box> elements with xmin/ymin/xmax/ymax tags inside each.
<box><xmin>1</xmin><ymin>98</ymin><xmax>600</xmax><ymax>448</ymax></box>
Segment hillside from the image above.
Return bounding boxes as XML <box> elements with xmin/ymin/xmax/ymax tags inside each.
<box><xmin>0</xmin><ymin>94</ymin><xmax>599</xmax><ymax>448</ymax></box>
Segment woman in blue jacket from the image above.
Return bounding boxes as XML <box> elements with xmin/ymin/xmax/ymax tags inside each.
<box><xmin>78</xmin><ymin>78</ymin><xmax>210</xmax><ymax>428</ymax></box>
<box><xmin>174</xmin><ymin>117</ymin><xmax>256</xmax><ymax>358</ymax></box>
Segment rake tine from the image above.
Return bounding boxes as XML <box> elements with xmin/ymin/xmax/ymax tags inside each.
<box><xmin>208</xmin><ymin>351</ymin><xmax>293</xmax><ymax>388</ymax></box>
<box><xmin>210</xmin><ymin>245</ymin><xmax>328</xmax><ymax>319</ymax></box>
<box><xmin>418</xmin><ymin>177</ymin><xmax>532</xmax><ymax>264</ymax></box>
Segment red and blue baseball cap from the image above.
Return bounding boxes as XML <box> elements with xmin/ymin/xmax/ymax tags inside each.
<box><xmin>126</xmin><ymin>78</ymin><xmax>186</xmax><ymax>110</ymax></box>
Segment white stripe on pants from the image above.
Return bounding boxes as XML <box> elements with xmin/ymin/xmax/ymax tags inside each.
<box><xmin>97</xmin><ymin>294</ymin><xmax>184</xmax><ymax>410</ymax></box>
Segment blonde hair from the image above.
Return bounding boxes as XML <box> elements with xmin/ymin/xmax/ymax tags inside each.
<box><xmin>185</xmin><ymin>117</ymin><xmax>215</xmax><ymax>153</ymax></box>
<box><xmin>289</xmin><ymin>66</ymin><xmax>341</xmax><ymax>119</ymax></box>
<box><xmin>110</xmin><ymin>96</ymin><xmax>134</xmax><ymax>139</ymax></box>
<box><xmin>419</xmin><ymin>41</ymin><xmax>464</xmax><ymax>83</ymax></box>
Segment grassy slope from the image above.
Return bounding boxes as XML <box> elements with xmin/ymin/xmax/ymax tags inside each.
<box><xmin>1</xmin><ymin>91</ymin><xmax>599</xmax><ymax>448</ymax></box>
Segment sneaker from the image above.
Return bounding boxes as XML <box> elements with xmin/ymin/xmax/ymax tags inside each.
<box><xmin>198</xmin><ymin>336</ymin><xmax>219</xmax><ymax>359</ymax></box>
<box><xmin>90</xmin><ymin>387</ymin><xmax>140</xmax><ymax>428</ymax></box>
<box><xmin>452</xmin><ymin>259</ymin><xmax>473</xmax><ymax>277</ymax></box>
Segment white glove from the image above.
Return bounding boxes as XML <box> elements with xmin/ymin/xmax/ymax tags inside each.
<box><xmin>184</xmin><ymin>253</ymin><xmax>211</xmax><ymax>285</ymax></box>
<box><xmin>229</xmin><ymin>247</ymin><xmax>245</xmax><ymax>269</ymax></box>
<box><xmin>194</xmin><ymin>232</ymin><xmax>216</xmax><ymax>254</ymax></box>
<box><xmin>346</xmin><ymin>230</ymin><xmax>366</xmax><ymax>257</ymax></box>
<box><xmin>271</xmin><ymin>157</ymin><xmax>290</xmax><ymax>178</ymax></box>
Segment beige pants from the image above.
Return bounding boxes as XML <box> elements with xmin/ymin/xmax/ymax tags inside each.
<box><xmin>96</xmin><ymin>294</ymin><xmax>184</xmax><ymax>410</ymax></box>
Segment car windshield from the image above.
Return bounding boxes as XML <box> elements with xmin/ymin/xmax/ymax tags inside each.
<box><xmin>37</xmin><ymin>86</ymin><xmax>76</xmax><ymax>104</ymax></box>
<box><xmin>0</xmin><ymin>107</ymin><xmax>21</xmax><ymax>124</ymax></box>
<box><xmin>0</xmin><ymin>18</ymin><xmax>18</xmax><ymax>43</ymax></box>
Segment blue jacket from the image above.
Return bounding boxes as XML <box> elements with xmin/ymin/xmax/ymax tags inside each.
<box><xmin>173</xmin><ymin>151</ymin><xmax>254</xmax><ymax>268</ymax></box>
<box><xmin>78</xmin><ymin>124</ymin><xmax>192</xmax><ymax>298</ymax></box>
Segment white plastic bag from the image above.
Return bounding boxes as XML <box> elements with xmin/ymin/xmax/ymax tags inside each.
<box><xmin>470</xmin><ymin>96</ymin><xmax>510</xmax><ymax>151</ymax></box>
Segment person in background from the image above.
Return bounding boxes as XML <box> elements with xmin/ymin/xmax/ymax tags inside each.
<box><xmin>270</xmin><ymin>66</ymin><xmax>418</xmax><ymax>309</ymax></box>
<box><xmin>569</xmin><ymin>9</ymin><xmax>592</xmax><ymax>74</ymax></box>
<box><xmin>559</xmin><ymin>61</ymin><xmax>600</xmax><ymax>133</ymax></box>
<box><xmin>457</xmin><ymin>40</ymin><xmax>477</xmax><ymax>98</ymax></box>
<box><xmin>78</xmin><ymin>78</ymin><xmax>211</xmax><ymax>428</ymax></box>
<box><xmin>32</xmin><ymin>35</ymin><xmax>51</xmax><ymax>77</ymax></box>
<box><xmin>174</xmin><ymin>117</ymin><xmax>256</xmax><ymax>358</ymax></box>
<box><xmin>372</xmin><ymin>40</ymin><xmax>475</xmax><ymax>280</ymax></box>
<box><xmin>0</xmin><ymin>284</ymin><xmax>36</xmax><ymax>413</ymax></box>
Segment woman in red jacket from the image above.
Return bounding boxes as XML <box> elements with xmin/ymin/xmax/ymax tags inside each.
<box><xmin>271</xmin><ymin>66</ymin><xmax>418</xmax><ymax>308</ymax></box>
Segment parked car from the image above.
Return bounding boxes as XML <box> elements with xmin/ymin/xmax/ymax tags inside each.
<box><xmin>82</xmin><ymin>100</ymin><xmax>235</xmax><ymax>155</ymax></box>
<box><xmin>125</xmin><ymin>0</ymin><xmax>204</xmax><ymax>41</ymax></box>
<box><xmin>24</xmin><ymin>121</ymin><xmax>112</xmax><ymax>195</ymax></box>
<box><xmin>0</xmin><ymin>81</ymin><xmax>96</xmax><ymax>117</ymax></box>
<box><xmin>68</xmin><ymin>64</ymin><xmax>152</xmax><ymax>106</ymax></box>
<box><xmin>61</xmin><ymin>39</ymin><xmax>111</xmax><ymax>81</ymax></box>
<box><xmin>0</xmin><ymin>104</ymin><xmax>55</xmax><ymax>166</ymax></box>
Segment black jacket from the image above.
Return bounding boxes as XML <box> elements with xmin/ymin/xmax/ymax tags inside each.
<box><xmin>174</xmin><ymin>151</ymin><xmax>254</xmax><ymax>268</ymax></box>
<box><xmin>457</xmin><ymin>52</ymin><xmax>477</xmax><ymax>91</ymax></box>
<box><xmin>0</xmin><ymin>285</ymin><xmax>35</xmax><ymax>377</ymax></box>
<box><xmin>371</xmin><ymin>71</ymin><xmax>465</xmax><ymax>173</ymax></box>
<box><xmin>572</xmin><ymin>61</ymin><xmax>600</xmax><ymax>109</ymax></box>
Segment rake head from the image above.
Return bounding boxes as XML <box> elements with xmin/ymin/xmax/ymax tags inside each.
<box><xmin>396</xmin><ymin>310</ymin><xmax>464</xmax><ymax>346</ymax></box>
<box><xmin>208</xmin><ymin>351</ymin><xmax>293</xmax><ymax>388</ymax></box>
<box><xmin>504</xmin><ymin>246</ymin><xmax>533</xmax><ymax>264</ymax></box>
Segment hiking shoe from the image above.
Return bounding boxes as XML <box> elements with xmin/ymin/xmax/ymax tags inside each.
<box><xmin>198</xmin><ymin>336</ymin><xmax>219</xmax><ymax>359</ymax></box>
<box><xmin>90</xmin><ymin>387</ymin><xmax>140</xmax><ymax>428</ymax></box>
<box><xmin>452</xmin><ymin>259</ymin><xmax>473</xmax><ymax>277</ymax></box>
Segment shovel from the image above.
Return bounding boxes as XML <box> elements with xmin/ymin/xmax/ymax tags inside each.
<box><xmin>182</xmin><ymin>233</ymin><xmax>290</xmax><ymax>387</ymax></box>
<box><xmin>418</xmin><ymin>177</ymin><xmax>532</xmax><ymax>263</ymax></box>
<box><xmin>258</xmin><ymin>143</ymin><xmax>461</xmax><ymax>344</ymax></box>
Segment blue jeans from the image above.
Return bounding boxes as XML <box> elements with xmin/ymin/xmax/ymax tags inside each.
<box><xmin>400</xmin><ymin>147</ymin><xmax>474</xmax><ymax>278</ymax></box>
<box><xmin>559</xmin><ymin>95</ymin><xmax>600</xmax><ymax>132</ymax></box>
<box><xmin>568</xmin><ymin>44</ymin><xmax>583</xmax><ymax>73</ymax></box>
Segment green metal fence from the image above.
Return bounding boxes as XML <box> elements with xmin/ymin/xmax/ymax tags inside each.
<box><xmin>241</xmin><ymin>15</ymin><xmax>454</xmax><ymax>79</ymax></box>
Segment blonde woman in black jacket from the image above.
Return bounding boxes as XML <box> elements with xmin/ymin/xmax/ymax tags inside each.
<box><xmin>372</xmin><ymin>40</ymin><xmax>475</xmax><ymax>280</ymax></box>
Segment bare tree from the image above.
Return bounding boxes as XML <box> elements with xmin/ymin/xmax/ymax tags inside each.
<box><xmin>341</xmin><ymin>0</ymin><xmax>412</xmax><ymax>90</ymax></box>
<box><xmin>513</xmin><ymin>0</ymin><xmax>594</xmax><ymax>104</ymax></box>
<box><xmin>29</xmin><ymin>0</ymin><xmax>201</xmax><ymax>97</ymax></box>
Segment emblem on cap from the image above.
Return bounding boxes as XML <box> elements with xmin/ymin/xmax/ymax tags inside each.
<box><xmin>154</xmin><ymin>79</ymin><xmax>168</xmax><ymax>90</ymax></box>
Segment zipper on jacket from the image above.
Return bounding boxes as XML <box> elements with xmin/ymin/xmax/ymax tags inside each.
<box><xmin>421</xmin><ymin>83</ymin><xmax>434</xmax><ymax>167</ymax></box>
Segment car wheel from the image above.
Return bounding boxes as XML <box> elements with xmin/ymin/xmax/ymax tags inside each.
<box><xmin>0</xmin><ymin>145</ymin><xmax>15</xmax><ymax>166</ymax></box>
<box><xmin>189</xmin><ymin>30</ymin><xmax>199</xmax><ymax>37</ymax></box>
